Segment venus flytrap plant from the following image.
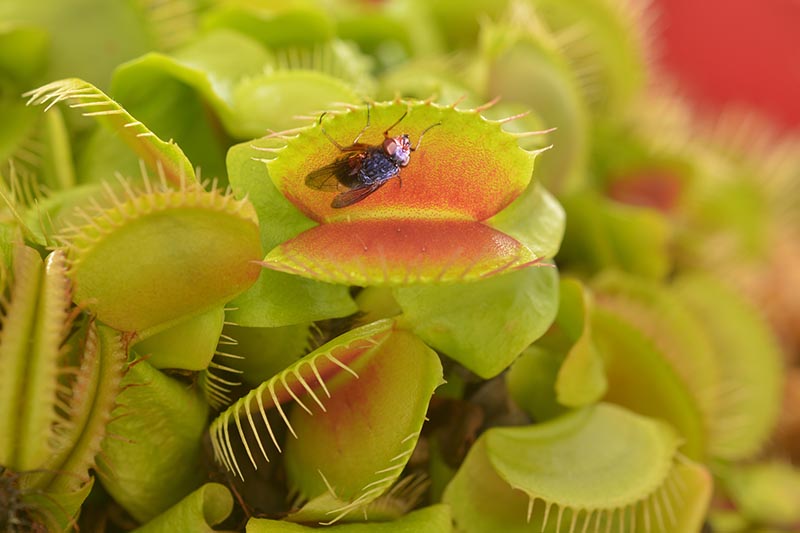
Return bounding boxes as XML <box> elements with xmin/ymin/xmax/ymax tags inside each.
<box><xmin>443</xmin><ymin>403</ymin><xmax>712</xmax><ymax>533</ymax></box>
<box><xmin>0</xmin><ymin>244</ymin><xmax>127</xmax><ymax>531</ymax></box>
<box><xmin>247</xmin><ymin>504</ymin><xmax>453</xmax><ymax>532</ymax></box>
<box><xmin>96</xmin><ymin>356</ymin><xmax>210</xmax><ymax>523</ymax></box>
<box><xmin>480</xmin><ymin>1</ymin><xmax>589</xmax><ymax>195</ymax></box>
<box><xmin>131</xmin><ymin>482</ymin><xmax>234</xmax><ymax>533</ymax></box>
<box><xmin>202</xmin><ymin>2</ymin><xmax>336</xmax><ymax>50</ymax></box>
<box><xmin>591</xmin><ymin>273</ymin><xmax>721</xmax><ymax>452</ymax></box>
<box><xmin>109</xmin><ymin>31</ymin><xmax>372</xmax><ymax>180</ymax></box>
<box><xmin>672</xmin><ymin>274</ymin><xmax>783</xmax><ymax>461</ymax></box>
<box><xmin>2</xmin><ymin>1</ymin><xmax>796</xmax><ymax>530</ymax></box>
<box><xmin>528</xmin><ymin>0</ymin><xmax>654</xmax><ymax>118</ymax></box>
<box><xmin>507</xmin><ymin>278</ymin><xmax>606</xmax><ymax>421</ymax></box>
<box><xmin>209</xmin><ymin>319</ymin><xmax>444</xmax><ymax>524</ymax></box>
<box><xmin>259</xmin><ymin>100</ymin><xmax>556</xmax><ymax>285</ymax></box>
<box><xmin>57</xmin><ymin>176</ymin><xmax>261</xmax><ymax>334</ymax></box>
<box><xmin>24</xmin><ymin>79</ymin><xmax>196</xmax><ymax>186</ymax></box>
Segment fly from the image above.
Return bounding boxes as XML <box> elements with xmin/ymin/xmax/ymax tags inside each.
<box><xmin>305</xmin><ymin>106</ymin><xmax>441</xmax><ymax>208</ymax></box>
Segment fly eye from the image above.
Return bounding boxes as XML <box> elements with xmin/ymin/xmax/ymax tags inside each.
<box><xmin>383</xmin><ymin>138</ymin><xmax>398</xmax><ymax>154</ymax></box>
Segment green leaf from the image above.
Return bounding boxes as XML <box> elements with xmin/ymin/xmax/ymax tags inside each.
<box><xmin>529</xmin><ymin>0</ymin><xmax>650</xmax><ymax>115</ymax></box>
<box><xmin>395</xmin><ymin>266</ymin><xmax>559</xmax><ymax>378</ymax></box>
<box><xmin>508</xmin><ymin>278</ymin><xmax>605</xmax><ymax>418</ymax></box>
<box><xmin>246</xmin><ymin>504</ymin><xmax>452</xmax><ymax>532</ymax></box>
<box><xmin>554</xmin><ymin>279</ymin><xmax>606</xmax><ymax>407</ymax></box>
<box><xmin>486</xmin><ymin>181</ymin><xmax>565</xmax><ymax>260</ymax></box>
<box><xmin>97</xmin><ymin>357</ymin><xmax>209</xmax><ymax>523</ymax></box>
<box><xmin>719</xmin><ymin>461</ymin><xmax>800</xmax><ymax>528</ymax></box>
<box><xmin>0</xmin><ymin>0</ymin><xmax>154</xmax><ymax>89</ymax></box>
<box><xmin>202</xmin><ymin>2</ymin><xmax>335</xmax><ymax>49</ymax></box>
<box><xmin>110</xmin><ymin>31</ymin><xmax>266</xmax><ymax>180</ymax></box>
<box><xmin>506</xmin><ymin>345</ymin><xmax>568</xmax><ymax>422</ymax></box>
<box><xmin>133</xmin><ymin>306</ymin><xmax>225</xmax><ymax>371</ymax></box>
<box><xmin>444</xmin><ymin>403</ymin><xmax>711</xmax><ymax>532</ymax></box>
<box><xmin>481</xmin><ymin>5</ymin><xmax>589</xmax><ymax>194</ymax></box>
<box><xmin>133</xmin><ymin>483</ymin><xmax>234</xmax><ymax>533</ymax></box>
<box><xmin>111</xmin><ymin>30</ymin><xmax>272</xmax><ymax>152</ymax></box>
<box><xmin>557</xmin><ymin>191</ymin><xmax>671</xmax><ymax>280</ymax></box>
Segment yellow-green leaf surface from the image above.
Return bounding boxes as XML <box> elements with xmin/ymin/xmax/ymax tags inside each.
<box><xmin>97</xmin><ymin>358</ymin><xmax>209</xmax><ymax>523</ymax></box>
<box><xmin>134</xmin><ymin>306</ymin><xmax>225</xmax><ymax>371</ymax></box>
<box><xmin>133</xmin><ymin>483</ymin><xmax>234</xmax><ymax>533</ymax></box>
<box><xmin>64</xmin><ymin>182</ymin><xmax>262</xmax><ymax>333</ymax></box>
<box><xmin>247</xmin><ymin>504</ymin><xmax>452</xmax><ymax>532</ymax></box>
<box><xmin>508</xmin><ymin>278</ymin><xmax>606</xmax><ymax>419</ymax></box>
<box><xmin>395</xmin><ymin>266</ymin><xmax>559</xmax><ymax>378</ymax></box>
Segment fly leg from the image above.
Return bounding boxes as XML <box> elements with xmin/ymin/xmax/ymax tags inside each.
<box><xmin>318</xmin><ymin>107</ymin><xmax>372</xmax><ymax>152</ymax></box>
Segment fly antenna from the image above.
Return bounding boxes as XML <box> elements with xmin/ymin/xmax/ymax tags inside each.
<box><xmin>412</xmin><ymin>121</ymin><xmax>442</xmax><ymax>151</ymax></box>
<box><xmin>384</xmin><ymin>105</ymin><xmax>410</xmax><ymax>137</ymax></box>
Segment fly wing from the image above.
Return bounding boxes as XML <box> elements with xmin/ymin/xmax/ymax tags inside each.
<box><xmin>331</xmin><ymin>182</ymin><xmax>384</xmax><ymax>208</ymax></box>
<box><xmin>305</xmin><ymin>158</ymin><xmax>354</xmax><ymax>191</ymax></box>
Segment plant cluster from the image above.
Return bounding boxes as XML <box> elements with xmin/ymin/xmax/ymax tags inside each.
<box><xmin>0</xmin><ymin>0</ymin><xmax>798</xmax><ymax>532</ymax></box>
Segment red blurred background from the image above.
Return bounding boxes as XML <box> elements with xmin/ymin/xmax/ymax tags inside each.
<box><xmin>654</xmin><ymin>0</ymin><xmax>800</xmax><ymax>131</ymax></box>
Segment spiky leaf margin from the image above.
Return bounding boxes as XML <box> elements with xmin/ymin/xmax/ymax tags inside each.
<box><xmin>24</xmin><ymin>78</ymin><xmax>195</xmax><ymax>186</ymax></box>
